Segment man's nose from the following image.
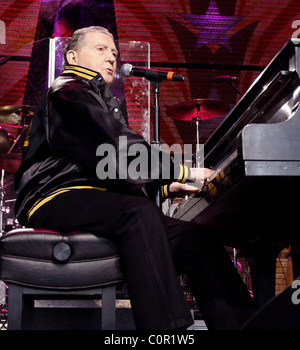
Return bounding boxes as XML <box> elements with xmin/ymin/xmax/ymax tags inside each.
<box><xmin>106</xmin><ymin>50</ymin><xmax>116</xmax><ymax>63</ymax></box>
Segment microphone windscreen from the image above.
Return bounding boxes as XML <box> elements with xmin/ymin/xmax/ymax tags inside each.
<box><xmin>121</xmin><ymin>63</ymin><xmax>132</xmax><ymax>77</ymax></box>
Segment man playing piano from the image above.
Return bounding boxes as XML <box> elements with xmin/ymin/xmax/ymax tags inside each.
<box><xmin>14</xmin><ymin>26</ymin><xmax>256</xmax><ymax>330</ymax></box>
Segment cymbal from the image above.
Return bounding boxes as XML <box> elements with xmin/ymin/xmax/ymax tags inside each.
<box><xmin>0</xmin><ymin>105</ymin><xmax>35</xmax><ymax>126</ymax></box>
<box><xmin>0</xmin><ymin>105</ymin><xmax>35</xmax><ymax>115</ymax></box>
<box><xmin>166</xmin><ymin>99</ymin><xmax>230</xmax><ymax>121</ymax></box>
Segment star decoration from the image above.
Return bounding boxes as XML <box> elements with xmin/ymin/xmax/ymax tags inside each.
<box><xmin>182</xmin><ymin>0</ymin><xmax>244</xmax><ymax>52</ymax></box>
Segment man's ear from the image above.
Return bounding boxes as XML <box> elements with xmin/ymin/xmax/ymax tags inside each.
<box><xmin>66</xmin><ymin>50</ymin><xmax>78</xmax><ymax>65</ymax></box>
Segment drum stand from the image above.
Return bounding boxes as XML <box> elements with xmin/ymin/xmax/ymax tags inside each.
<box><xmin>191</xmin><ymin>106</ymin><xmax>240</xmax><ymax>267</ymax></box>
<box><xmin>191</xmin><ymin>103</ymin><xmax>202</xmax><ymax>168</ymax></box>
<box><xmin>151</xmin><ymin>80</ymin><xmax>162</xmax><ymax>208</ymax></box>
<box><xmin>0</xmin><ymin>169</ymin><xmax>10</xmax><ymax>237</ymax></box>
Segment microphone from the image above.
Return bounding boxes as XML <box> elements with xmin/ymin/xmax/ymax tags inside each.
<box><xmin>211</xmin><ymin>76</ymin><xmax>239</xmax><ymax>83</ymax></box>
<box><xmin>121</xmin><ymin>63</ymin><xmax>184</xmax><ymax>82</ymax></box>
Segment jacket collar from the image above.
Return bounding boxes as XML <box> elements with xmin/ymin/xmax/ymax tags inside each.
<box><xmin>63</xmin><ymin>65</ymin><xmax>101</xmax><ymax>81</ymax></box>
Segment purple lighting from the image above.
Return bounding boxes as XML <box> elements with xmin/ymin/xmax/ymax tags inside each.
<box><xmin>182</xmin><ymin>0</ymin><xmax>244</xmax><ymax>52</ymax></box>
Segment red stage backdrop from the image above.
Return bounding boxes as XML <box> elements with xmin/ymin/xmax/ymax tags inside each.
<box><xmin>0</xmin><ymin>0</ymin><xmax>41</xmax><ymax>106</ymax></box>
<box><xmin>0</xmin><ymin>0</ymin><xmax>300</xmax><ymax>146</ymax></box>
<box><xmin>114</xmin><ymin>0</ymin><xmax>300</xmax><ymax>146</ymax></box>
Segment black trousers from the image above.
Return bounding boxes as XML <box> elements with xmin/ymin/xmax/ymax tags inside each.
<box><xmin>29</xmin><ymin>189</ymin><xmax>256</xmax><ymax>330</ymax></box>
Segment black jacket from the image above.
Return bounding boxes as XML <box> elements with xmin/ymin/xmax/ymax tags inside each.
<box><xmin>14</xmin><ymin>65</ymin><xmax>190</xmax><ymax>226</ymax></box>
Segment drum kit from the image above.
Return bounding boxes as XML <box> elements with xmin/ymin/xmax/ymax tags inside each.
<box><xmin>166</xmin><ymin>98</ymin><xmax>244</xmax><ymax>274</ymax></box>
<box><xmin>0</xmin><ymin>105</ymin><xmax>33</xmax><ymax>330</ymax></box>
<box><xmin>0</xmin><ymin>105</ymin><xmax>34</xmax><ymax>237</ymax></box>
<box><xmin>166</xmin><ymin>98</ymin><xmax>230</xmax><ymax>166</ymax></box>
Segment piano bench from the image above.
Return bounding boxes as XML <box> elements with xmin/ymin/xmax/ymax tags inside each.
<box><xmin>0</xmin><ymin>228</ymin><xmax>125</xmax><ymax>330</ymax></box>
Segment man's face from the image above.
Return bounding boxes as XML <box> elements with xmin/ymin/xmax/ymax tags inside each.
<box><xmin>67</xmin><ymin>31</ymin><xmax>118</xmax><ymax>87</ymax></box>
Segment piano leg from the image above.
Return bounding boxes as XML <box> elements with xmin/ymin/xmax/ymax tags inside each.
<box><xmin>247</xmin><ymin>245</ymin><xmax>283</xmax><ymax>308</ymax></box>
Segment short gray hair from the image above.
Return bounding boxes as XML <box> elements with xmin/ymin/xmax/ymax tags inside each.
<box><xmin>63</xmin><ymin>26</ymin><xmax>114</xmax><ymax>65</ymax></box>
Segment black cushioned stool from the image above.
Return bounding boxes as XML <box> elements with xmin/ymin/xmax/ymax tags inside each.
<box><xmin>0</xmin><ymin>228</ymin><xmax>125</xmax><ymax>330</ymax></box>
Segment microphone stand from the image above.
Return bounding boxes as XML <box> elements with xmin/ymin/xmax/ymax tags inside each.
<box><xmin>150</xmin><ymin>80</ymin><xmax>162</xmax><ymax>208</ymax></box>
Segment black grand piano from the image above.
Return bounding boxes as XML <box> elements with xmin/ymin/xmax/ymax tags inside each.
<box><xmin>173</xmin><ymin>38</ymin><xmax>300</xmax><ymax>308</ymax></box>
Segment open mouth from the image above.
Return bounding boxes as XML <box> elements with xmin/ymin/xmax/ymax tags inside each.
<box><xmin>105</xmin><ymin>68</ymin><xmax>113</xmax><ymax>75</ymax></box>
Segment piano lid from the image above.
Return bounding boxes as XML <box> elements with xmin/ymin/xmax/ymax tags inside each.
<box><xmin>204</xmin><ymin>39</ymin><xmax>300</xmax><ymax>167</ymax></box>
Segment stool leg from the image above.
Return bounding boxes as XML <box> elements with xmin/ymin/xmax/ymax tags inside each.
<box><xmin>101</xmin><ymin>285</ymin><xmax>116</xmax><ymax>330</ymax></box>
<box><xmin>7</xmin><ymin>284</ymin><xmax>24</xmax><ymax>330</ymax></box>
